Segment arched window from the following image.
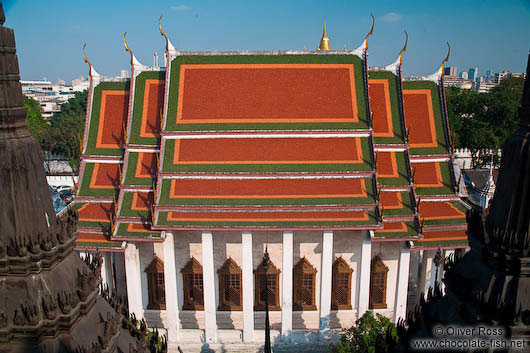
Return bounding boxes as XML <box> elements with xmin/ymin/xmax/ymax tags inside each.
<box><xmin>369</xmin><ymin>256</ymin><xmax>389</xmax><ymax>309</ymax></box>
<box><xmin>254</xmin><ymin>260</ymin><xmax>281</xmax><ymax>311</ymax></box>
<box><xmin>218</xmin><ymin>258</ymin><xmax>242</xmax><ymax>311</ymax></box>
<box><xmin>181</xmin><ymin>257</ymin><xmax>204</xmax><ymax>310</ymax></box>
<box><xmin>145</xmin><ymin>256</ymin><xmax>166</xmax><ymax>310</ymax></box>
<box><xmin>293</xmin><ymin>257</ymin><xmax>317</xmax><ymax>311</ymax></box>
<box><xmin>331</xmin><ymin>257</ymin><xmax>353</xmax><ymax>310</ymax></box>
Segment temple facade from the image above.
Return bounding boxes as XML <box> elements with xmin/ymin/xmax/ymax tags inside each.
<box><xmin>73</xmin><ymin>20</ymin><xmax>468</xmax><ymax>351</ymax></box>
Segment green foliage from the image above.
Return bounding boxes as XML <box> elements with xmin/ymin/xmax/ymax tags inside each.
<box><xmin>24</xmin><ymin>96</ymin><xmax>48</xmax><ymax>145</ymax></box>
<box><xmin>46</xmin><ymin>90</ymin><xmax>87</xmax><ymax>173</ymax></box>
<box><xmin>24</xmin><ymin>91</ymin><xmax>87</xmax><ymax>173</ymax></box>
<box><xmin>330</xmin><ymin>311</ymin><xmax>399</xmax><ymax>353</ymax></box>
<box><xmin>446</xmin><ymin>77</ymin><xmax>524</xmax><ymax>168</ymax></box>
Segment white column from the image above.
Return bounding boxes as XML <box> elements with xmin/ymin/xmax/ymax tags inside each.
<box><xmin>357</xmin><ymin>230</ymin><xmax>372</xmax><ymax>318</ymax></box>
<box><xmin>393</xmin><ymin>242</ymin><xmax>411</xmax><ymax>323</ymax></box>
<box><xmin>281</xmin><ymin>231</ymin><xmax>293</xmax><ymax>337</ymax></box>
<box><xmin>319</xmin><ymin>231</ymin><xmax>333</xmax><ymax>339</ymax></box>
<box><xmin>163</xmin><ymin>232</ymin><xmax>180</xmax><ymax>343</ymax></box>
<box><xmin>242</xmin><ymin>231</ymin><xmax>254</xmax><ymax>342</ymax></box>
<box><xmin>420</xmin><ymin>250</ymin><xmax>435</xmax><ymax>298</ymax></box>
<box><xmin>100</xmin><ymin>252</ymin><xmax>114</xmax><ymax>290</ymax></box>
<box><xmin>441</xmin><ymin>249</ymin><xmax>454</xmax><ymax>292</ymax></box>
<box><xmin>202</xmin><ymin>231</ymin><xmax>217</xmax><ymax>343</ymax></box>
<box><xmin>124</xmin><ymin>242</ymin><xmax>143</xmax><ymax>318</ymax></box>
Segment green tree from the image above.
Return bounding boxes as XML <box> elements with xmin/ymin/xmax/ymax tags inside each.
<box><xmin>446</xmin><ymin>77</ymin><xmax>523</xmax><ymax>168</ymax></box>
<box><xmin>330</xmin><ymin>311</ymin><xmax>399</xmax><ymax>353</ymax></box>
<box><xmin>24</xmin><ymin>95</ymin><xmax>49</xmax><ymax>146</ymax></box>
<box><xmin>46</xmin><ymin>90</ymin><xmax>88</xmax><ymax>173</ymax></box>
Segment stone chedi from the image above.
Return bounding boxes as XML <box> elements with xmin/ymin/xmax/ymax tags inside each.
<box><xmin>399</xmin><ymin>52</ymin><xmax>530</xmax><ymax>349</ymax></box>
<box><xmin>0</xmin><ymin>5</ymin><xmax>166</xmax><ymax>352</ymax></box>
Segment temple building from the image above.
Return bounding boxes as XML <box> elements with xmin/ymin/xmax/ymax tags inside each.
<box><xmin>73</xmin><ymin>17</ymin><xmax>468</xmax><ymax>351</ymax></box>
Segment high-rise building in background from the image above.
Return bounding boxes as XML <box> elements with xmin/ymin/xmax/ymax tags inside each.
<box><xmin>444</xmin><ymin>65</ymin><xmax>458</xmax><ymax>77</ymax></box>
<box><xmin>461</xmin><ymin>71</ymin><xmax>468</xmax><ymax>80</ymax></box>
<box><xmin>468</xmin><ymin>67</ymin><xmax>479</xmax><ymax>82</ymax></box>
<box><xmin>494</xmin><ymin>70</ymin><xmax>510</xmax><ymax>84</ymax></box>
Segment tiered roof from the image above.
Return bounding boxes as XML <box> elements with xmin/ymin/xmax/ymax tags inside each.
<box><xmin>74</xmin><ymin>19</ymin><xmax>467</xmax><ymax>250</ymax></box>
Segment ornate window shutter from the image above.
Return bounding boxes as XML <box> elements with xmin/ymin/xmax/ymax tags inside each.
<box><xmin>293</xmin><ymin>257</ymin><xmax>318</xmax><ymax>311</ymax></box>
<box><xmin>217</xmin><ymin>258</ymin><xmax>243</xmax><ymax>311</ymax></box>
<box><xmin>181</xmin><ymin>257</ymin><xmax>204</xmax><ymax>310</ymax></box>
<box><xmin>145</xmin><ymin>255</ymin><xmax>166</xmax><ymax>310</ymax></box>
<box><xmin>369</xmin><ymin>256</ymin><xmax>389</xmax><ymax>309</ymax></box>
<box><xmin>254</xmin><ymin>260</ymin><xmax>281</xmax><ymax>311</ymax></box>
<box><xmin>331</xmin><ymin>256</ymin><xmax>353</xmax><ymax>310</ymax></box>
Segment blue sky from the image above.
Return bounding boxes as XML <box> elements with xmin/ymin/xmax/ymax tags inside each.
<box><xmin>3</xmin><ymin>0</ymin><xmax>530</xmax><ymax>83</ymax></box>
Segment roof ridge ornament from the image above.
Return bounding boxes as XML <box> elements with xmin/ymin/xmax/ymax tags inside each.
<box><xmin>82</xmin><ymin>44</ymin><xmax>100</xmax><ymax>79</ymax></box>
<box><xmin>384</xmin><ymin>31</ymin><xmax>408</xmax><ymax>74</ymax></box>
<box><xmin>421</xmin><ymin>42</ymin><xmax>450</xmax><ymax>82</ymax></box>
<box><xmin>352</xmin><ymin>13</ymin><xmax>375</xmax><ymax>57</ymax></box>
<box><xmin>123</xmin><ymin>31</ymin><xmax>147</xmax><ymax>70</ymax></box>
<box><xmin>159</xmin><ymin>14</ymin><xmax>177</xmax><ymax>59</ymax></box>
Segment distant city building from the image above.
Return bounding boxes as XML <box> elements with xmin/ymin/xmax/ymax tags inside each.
<box><xmin>23</xmin><ymin>71</ymin><xmax>128</xmax><ymax>117</ymax></box>
<box><xmin>444</xmin><ymin>65</ymin><xmax>458</xmax><ymax>77</ymax></box>
<box><xmin>511</xmin><ymin>72</ymin><xmax>526</xmax><ymax>79</ymax></box>
<box><xmin>485</xmin><ymin>69</ymin><xmax>493</xmax><ymax>82</ymax></box>
<box><xmin>477</xmin><ymin>81</ymin><xmax>499</xmax><ymax>93</ymax></box>
<box><xmin>461</xmin><ymin>71</ymin><xmax>468</xmax><ymax>80</ymax></box>
<box><xmin>443</xmin><ymin>75</ymin><xmax>473</xmax><ymax>89</ymax></box>
<box><xmin>468</xmin><ymin>67</ymin><xmax>479</xmax><ymax>82</ymax></box>
<box><xmin>494</xmin><ymin>70</ymin><xmax>510</xmax><ymax>84</ymax></box>
<box><xmin>21</xmin><ymin>79</ymin><xmax>76</xmax><ymax>117</ymax></box>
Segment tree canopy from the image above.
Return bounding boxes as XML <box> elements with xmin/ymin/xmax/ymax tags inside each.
<box><xmin>331</xmin><ymin>311</ymin><xmax>399</xmax><ymax>353</ymax></box>
<box><xmin>446</xmin><ymin>76</ymin><xmax>524</xmax><ymax>168</ymax></box>
<box><xmin>23</xmin><ymin>90</ymin><xmax>87</xmax><ymax>173</ymax></box>
<box><xmin>24</xmin><ymin>96</ymin><xmax>48</xmax><ymax>145</ymax></box>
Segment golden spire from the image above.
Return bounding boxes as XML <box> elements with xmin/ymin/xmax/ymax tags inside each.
<box><xmin>317</xmin><ymin>21</ymin><xmax>331</xmax><ymax>51</ymax></box>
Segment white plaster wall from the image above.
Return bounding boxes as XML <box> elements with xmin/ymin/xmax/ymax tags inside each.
<box><xmin>370</xmin><ymin>242</ymin><xmax>400</xmax><ymax>320</ymax></box>
<box><xmin>134</xmin><ymin>229</ymin><xmax>392</xmax><ymax>334</ymax></box>
<box><xmin>331</xmin><ymin>230</ymin><xmax>362</xmax><ymax>328</ymax></box>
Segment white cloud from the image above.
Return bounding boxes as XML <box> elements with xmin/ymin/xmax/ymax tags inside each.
<box><xmin>171</xmin><ymin>5</ymin><xmax>190</xmax><ymax>11</ymax></box>
<box><xmin>382</xmin><ymin>12</ymin><xmax>402</xmax><ymax>23</ymax></box>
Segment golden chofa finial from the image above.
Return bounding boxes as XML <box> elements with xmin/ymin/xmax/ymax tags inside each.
<box><xmin>399</xmin><ymin>31</ymin><xmax>408</xmax><ymax>66</ymax></box>
<box><xmin>82</xmin><ymin>43</ymin><xmax>99</xmax><ymax>78</ymax></box>
<box><xmin>441</xmin><ymin>42</ymin><xmax>451</xmax><ymax>73</ymax></box>
<box><xmin>317</xmin><ymin>21</ymin><xmax>331</xmax><ymax>51</ymax></box>
<box><xmin>159</xmin><ymin>14</ymin><xmax>170</xmax><ymax>53</ymax></box>
<box><xmin>364</xmin><ymin>13</ymin><xmax>375</xmax><ymax>51</ymax></box>
<box><xmin>123</xmin><ymin>31</ymin><xmax>134</xmax><ymax>66</ymax></box>
<box><xmin>82</xmin><ymin>43</ymin><xmax>92</xmax><ymax>76</ymax></box>
<box><xmin>158</xmin><ymin>14</ymin><xmax>177</xmax><ymax>58</ymax></box>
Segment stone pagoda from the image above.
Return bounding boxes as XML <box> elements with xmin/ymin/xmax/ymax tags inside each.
<box><xmin>0</xmin><ymin>5</ymin><xmax>166</xmax><ymax>352</ymax></box>
<box><xmin>400</xmin><ymin>52</ymin><xmax>530</xmax><ymax>350</ymax></box>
